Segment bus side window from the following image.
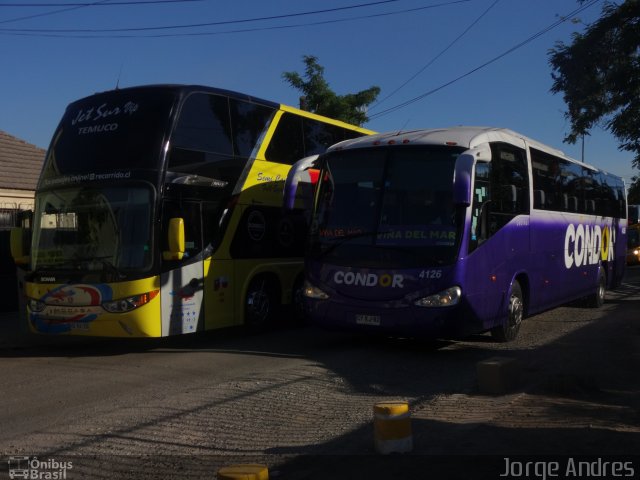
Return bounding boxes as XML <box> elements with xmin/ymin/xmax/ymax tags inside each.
<box><xmin>169</xmin><ymin>93</ymin><xmax>233</xmax><ymax>169</ymax></box>
<box><xmin>228</xmin><ymin>98</ymin><xmax>275</xmax><ymax>158</ymax></box>
<box><xmin>488</xmin><ymin>143</ymin><xmax>529</xmax><ymax>233</ymax></box>
<box><xmin>264</xmin><ymin>113</ymin><xmax>305</xmax><ymax>165</ymax></box>
<box><xmin>303</xmin><ymin>119</ymin><xmax>347</xmax><ymax>157</ymax></box>
<box><xmin>533</xmin><ymin>190</ymin><xmax>545</xmax><ymax>209</ymax></box>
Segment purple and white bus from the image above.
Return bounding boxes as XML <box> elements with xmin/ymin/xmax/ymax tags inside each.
<box><xmin>290</xmin><ymin>127</ymin><xmax>627</xmax><ymax>341</ymax></box>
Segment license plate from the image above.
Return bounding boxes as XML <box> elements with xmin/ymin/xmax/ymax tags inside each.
<box><xmin>44</xmin><ymin>306</ymin><xmax>99</xmax><ymax>316</ymax></box>
<box><xmin>355</xmin><ymin>314</ymin><xmax>381</xmax><ymax>326</ymax></box>
<box><xmin>68</xmin><ymin>322</ymin><xmax>90</xmax><ymax>331</ymax></box>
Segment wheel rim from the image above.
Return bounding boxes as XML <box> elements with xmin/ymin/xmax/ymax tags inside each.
<box><xmin>598</xmin><ymin>277</ymin><xmax>605</xmax><ymax>303</ymax></box>
<box><xmin>246</xmin><ymin>283</ymin><xmax>270</xmax><ymax>325</ymax></box>
<box><xmin>509</xmin><ymin>293</ymin><xmax>523</xmax><ymax>328</ymax></box>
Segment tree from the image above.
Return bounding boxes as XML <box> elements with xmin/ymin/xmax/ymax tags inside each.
<box><xmin>628</xmin><ymin>175</ymin><xmax>640</xmax><ymax>203</ymax></box>
<box><xmin>548</xmin><ymin>0</ymin><xmax>640</xmax><ymax>195</ymax></box>
<box><xmin>282</xmin><ymin>55</ymin><xmax>380</xmax><ymax>126</ymax></box>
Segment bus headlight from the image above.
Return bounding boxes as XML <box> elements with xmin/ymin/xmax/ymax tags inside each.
<box><xmin>28</xmin><ymin>298</ymin><xmax>46</xmax><ymax>312</ymax></box>
<box><xmin>414</xmin><ymin>286</ymin><xmax>461</xmax><ymax>308</ymax></box>
<box><xmin>102</xmin><ymin>290</ymin><xmax>159</xmax><ymax>313</ymax></box>
<box><xmin>634</xmin><ymin>249</ymin><xmax>639</xmax><ymax>256</ymax></box>
<box><xmin>303</xmin><ymin>280</ymin><xmax>329</xmax><ymax>300</ymax></box>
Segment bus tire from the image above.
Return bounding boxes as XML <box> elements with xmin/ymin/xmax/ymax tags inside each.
<box><xmin>244</xmin><ymin>276</ymin><xmax>279</xmax><ymax>331</ymax></box>
<box><xmin>491</xmin><ymin>280</ymin><xmax>523</xmax><ymax>342</ymax></box>
<box><xmin>586</xmin><ymin>269</ymin><xmax>606</xmax><ymax>308</ymax></box>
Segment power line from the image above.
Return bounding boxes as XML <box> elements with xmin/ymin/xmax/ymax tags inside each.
<box><xmin>368</xmin><ymin>0</ymin><xmax>604</xmax><ymax>120</ymax></box>
<box><xmin>0</xmin><ymin>0</ymin><xmax>204</xmax><ymax>26</ymax></box>
<box><xmin>0</xmin><ymin>0</ymin><xmax>405</xmax><ymax>32</ymax></box>
<box><xmin>0</xmin><ymin>0</ymin><xmax>474</xmax><ymax>37</ymax></box>
<box><xmin>0</xmin><ymin>0</ymin><xmax>112</xmax><ymax>25</ymax></box>
<box><xmin>0</xmin><ymin>0</ymin><xmax>203</xmax><ymax>5</ymax></box>
<box><xmin>371</xmin><ymin>0</ymin><xmax>500</xmax><ymax>110</ymax></box>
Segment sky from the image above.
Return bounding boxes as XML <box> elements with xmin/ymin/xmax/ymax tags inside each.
<box><xmin>1</xmin><ymin>0</ymin><xmax>636</xmax><ymax>184</ymax></box>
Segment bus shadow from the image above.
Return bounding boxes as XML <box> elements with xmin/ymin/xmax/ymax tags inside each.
<box><xmin>0</xmin><ymin>312</ymin><xmax>454</xmax><ymax>359</ymax></box>
<box><xmin>5</xmin><ymin>264</ymin><xmax>639</xmax><ymax>359</ymax></box>
<box><xmin>0</xmin><ymin>325</ymin><xmax>252</xmax><ymax>358</ymax></box>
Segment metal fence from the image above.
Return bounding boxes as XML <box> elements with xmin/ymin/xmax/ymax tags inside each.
<box><xmin>0</xmin><ymin>208</ymin><xmax>24</xmax><ymax>311</ymax></box>
<box><xmin>0</xmin><ymin>208</ymin><xmax>18</xmax><ymax>230</ymax></box>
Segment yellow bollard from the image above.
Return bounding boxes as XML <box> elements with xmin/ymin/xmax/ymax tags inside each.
<box><xmin>373</xmin><ymin>401</ymin><xmax>413</xmax><ymax>454</ymax></box>
<box><xmin>217</xmin><ymin>464</ymin><xmax>269</xmax><ymax>480</ymax></box>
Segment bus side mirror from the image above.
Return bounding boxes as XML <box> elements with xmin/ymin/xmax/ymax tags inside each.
<box><xmin>283</xmin><ymin>155</ymin><xmax>319</xmax><ymax>210</ymax></box>
<box><xmin>163</xmin><ymin>217</ymin><xmax>185</xmax><ymax>261</ymax></box>
<box><xmin>454</xmin><ymin>146</ymin><xmax>491</xmax><ymax>206</ymax></box>
<box><xmin>453</xmin><ymin>153</ymin><xmax>474</xmax><ymax>206</ymax></box>
<box><xmin>10</xmin><ymin>227</ymin><xmax>31</xmax><ymax>266</ymax></box>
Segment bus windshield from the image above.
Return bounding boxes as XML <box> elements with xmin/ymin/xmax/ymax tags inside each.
<box><xmin>32</xmin><ymin>185</ymin><xmax>153</xmax><ymax>274</ymax></box>
<box><xmin>309</xmin><ymin>145</ymin><xmax>465</xmax><ymax>267</ymax></box>
<box><xmin>41</xmin><ymin>89</ymin><xmax>176</xmax><ymax>181</ymax></box>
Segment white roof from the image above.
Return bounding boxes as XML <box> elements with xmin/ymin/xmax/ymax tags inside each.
<box><xmin>329</xmin><ymin>126</ymin><xmax>596</xmax><ymax>170</ymax></box>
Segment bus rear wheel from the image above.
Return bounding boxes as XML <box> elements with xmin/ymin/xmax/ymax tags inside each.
<box><xmin>244</xmin><ymin>277</ymin><xmax>279</xmax><ymax>331</ymax></box>
<box><xmin>491</xmin><ymin>280</ymin><xmax>523</xmax><ymax>342</ymax></box>
<box><xmin>586</xmin><ymin>270</ymin><xmax>606</xmax><ymax>308</ymax></box>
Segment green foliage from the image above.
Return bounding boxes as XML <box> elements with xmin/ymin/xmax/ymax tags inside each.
<box><xmin>628</xmin><ymin>176</ymin><xmax>640</xmax><ymax>204</ymax></box>
<box><xmin>283</xmin><ymin>55</ymin><xmax>380</xmax><ymax>126</ymax></box>
<box><xmin>549</xmin><ymin>0</ymin><xmax>640</xmax><ymax>193</ymax></box>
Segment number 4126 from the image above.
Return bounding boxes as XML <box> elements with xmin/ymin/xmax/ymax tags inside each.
<box><xmin>419</xmin><ymin>269</ymin><xmax>442</xmax><ymax>279</ymax></box>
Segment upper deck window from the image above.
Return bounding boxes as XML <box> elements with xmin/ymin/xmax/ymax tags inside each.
<box><xmin>168</xmin><ymin>93</ymin><xmax>274</xmax><ymax>184</ymax></box>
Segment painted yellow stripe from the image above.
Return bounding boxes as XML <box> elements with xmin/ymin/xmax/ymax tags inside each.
<box><xmin>254</xmin><ymin>110</ymin><xmax>284</xmax><ymax>160</ymax></box>
<box><xmin>217</xmin><ymin>464</ymin><xmax>269</xmax><ymax>480</ymax></box>
<box><xmin>279</xmin><ymin>103</ymin><xmax>376</xmax><ymax>135</ymax></box>
<box><xmin>374</xmin><ymin>401</ymin><xmax>410</xmax><ymax>417</ymax></box>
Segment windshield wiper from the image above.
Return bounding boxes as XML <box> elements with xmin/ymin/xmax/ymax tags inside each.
<box><xmin>71</xmin><ymin>255</ymin><xmax>127</xmax><ymax>280</ymax></box>
<box><xmin>99</xmin><ymin>259</ymin><xmax>126</xmax><ymax>281</ymax></box>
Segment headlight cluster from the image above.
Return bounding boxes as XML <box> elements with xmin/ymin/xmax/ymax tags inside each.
<box><xmin>102</xmin><ymin>290</ymin><xmax>159</xmax><ymax>313</ymax></box>
<box><xmin>414</xmin><ymin>286</ymin><xmax>461</xmax><ymax>308</ymax></box>
<box><xmin>303</xmin><ymin>280</ymin><xmax>329</xmax><ymax>300</ymax></box>
<box><xmin>28</xmin><ymin>299</ymin><xmax>46</xmax><ymax>312</ymax></box>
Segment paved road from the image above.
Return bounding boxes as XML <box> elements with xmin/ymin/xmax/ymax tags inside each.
<box><xmin>1</xmin><ymin>268</ymin><xmax>639</xmax><ymax>479</ymax></box>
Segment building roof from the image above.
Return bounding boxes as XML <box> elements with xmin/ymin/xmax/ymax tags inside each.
<box><xmin>0</xmin><ymin>130</ymin><xmax>45</xmax><ymax>192</ymax></box>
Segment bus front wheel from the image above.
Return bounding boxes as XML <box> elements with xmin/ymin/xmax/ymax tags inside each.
<box><xmin>491</xmin><ymin>281</ymin><xmax>523</xmax><ymax>342</ymax></box>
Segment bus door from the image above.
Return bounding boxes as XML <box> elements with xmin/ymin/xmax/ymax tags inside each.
<box><xmin>202</xmin><ymin>201</ymin><xmax>236</xmax><ymax>330</ymax></box>
<box><xmin>160</xmin><ymin>200</ymin><xmax>205</xmax><ymax>336</ymax></box>
<box><xmin>466</xmin><ymin>144</ymin><xmax>530</xmax><ymax>325</ymax></box>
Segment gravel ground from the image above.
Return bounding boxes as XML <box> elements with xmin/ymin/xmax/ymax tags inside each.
<box><xmin>1</xmin><ymin>268</ymin><xmax>638</xmax><ymax>479</ymax></box>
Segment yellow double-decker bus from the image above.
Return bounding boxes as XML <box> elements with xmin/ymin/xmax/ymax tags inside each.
<box><xmin>12</xmin><ymin>85</ymin><xmax>373</xmax><ymax>337</ymax></box>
